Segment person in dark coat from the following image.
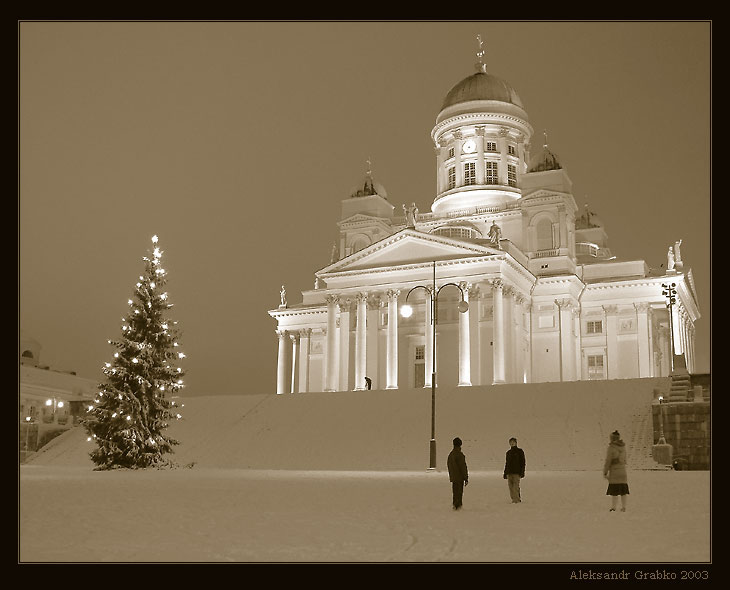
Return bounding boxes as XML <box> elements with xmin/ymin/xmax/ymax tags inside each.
<box><xmin>503</xmin><ymin>437</ymin><xmax>526</xmax><ymax>503</ymax></box>
<box><xmin>364</xmin><ymin>376</ymin><xmax>372</xmax><ymax>390</ymax></box>
<box><xmin>447</xmin><ymin>437</ymin><xmax>469</xmax><ymax>510</ymax></box>
<box><xmin>603</xmin><ymin>430</ymin><xmax>629</xmax><ymax>511</ymax></box>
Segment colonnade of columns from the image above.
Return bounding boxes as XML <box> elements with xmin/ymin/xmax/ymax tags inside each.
<box><xmin>275</xmin><ymin>286</ymin><xmax>696</xmax><ymax>394</ymax></box>
<box><xmin>275</xmin><ymin>278</ymin><xmax>531</xmax><ymax>394</ymax></box>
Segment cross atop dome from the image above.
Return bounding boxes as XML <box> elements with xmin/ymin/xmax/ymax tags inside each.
<box><xmin>475</xmin><ymin>34</ymin><xmax>487</xmax><ymax>73</ymax></box>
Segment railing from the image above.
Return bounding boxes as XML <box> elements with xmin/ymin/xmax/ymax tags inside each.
<box><xmin>532</xmin><ymin>248</ymin><xmax>560</xmax><ymax>258</ymax></box>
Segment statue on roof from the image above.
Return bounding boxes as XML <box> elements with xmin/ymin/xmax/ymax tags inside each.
<box><xmin>667</xmin><ymin>246</ymin><xmax>676</xmax><ymax>271</ymax></box>
<box><xmin>487</xmin><ymin>220</ymin><xmax>502</xmax><ymax>248</ymax></box>
<box><xmin>674</xmin><ymin>239</ymin><xmax>683</xmax><ymax>269</ymax></box>
<box><xmin>403</xmin><ymin>203</ymin><xmax>418</xmax><ymax>228</ymax></box>
<box><xmin>279</xmin><ymin>285</ymin><xmax>287</xmax><ymax>308</ymax></box>
<box><xmin>330</xmin><ymin>242</ymin><xmax>339</xmax><ymax>263</ymax></box>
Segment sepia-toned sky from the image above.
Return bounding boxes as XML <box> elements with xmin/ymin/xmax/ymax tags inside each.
<box><xmin>19</xmin><ymin>21</ymin><xmax>711</xmax><ymax>395</ymax></box>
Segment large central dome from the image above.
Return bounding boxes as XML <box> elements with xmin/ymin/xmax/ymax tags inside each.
<box><xmin>441</xmin><ymin>71</ymin><xmax>525</xmax><ymax>110</ymax></box>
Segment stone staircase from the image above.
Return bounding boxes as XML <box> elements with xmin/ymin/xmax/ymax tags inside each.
<box><xmin>629</xmin><ymin>408</ymin><xmax>670</xmax><ymax>470</ymax></box>
<box><xmin>668</xmin><ymin>372</ymin><xmax>692</xmax><ymax>402</ymax></box>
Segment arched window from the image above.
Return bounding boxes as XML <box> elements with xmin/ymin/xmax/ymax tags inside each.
<box><xmin>535</xmin><ymin>218</ymin><xmax>554</xmax><ymax>250</ymax></box>
<box><xmin>432</xmin><ymin>226</ymin><xmax>480</xmax><ymax>240</ymax></box>
<box><xmin>350</xmin><ymin>236</ymin><xmax>370</xmax><ymax>254</ymax></box>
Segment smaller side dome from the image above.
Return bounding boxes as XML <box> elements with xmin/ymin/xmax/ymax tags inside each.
<box><xmin>349</xmin><ymin>163</ymin><xmax>388</xmax><ymax>200</ymax></box>
<box><xmin>528</xmin><ymin>145</ymin><xmax>562</xmax><ymax>173</ymax></box>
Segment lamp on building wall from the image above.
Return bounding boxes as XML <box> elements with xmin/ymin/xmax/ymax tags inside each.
<box><xmin>661</xmin><ymin>282</ymin><xmax>677</xmax><ymax>373</ymax></box>
<box><xmin>401</xmin><ymin>260</ymin><xmax>469</xmax><ymax>470</ymax></box>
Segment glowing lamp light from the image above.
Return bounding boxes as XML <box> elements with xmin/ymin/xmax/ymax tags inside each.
<box><xmin>152</xmin><ymin>235</ymin><xmax>158</xmax><ymax>243</ymax></box>
<box><xmin>25</xmin><ymin>416</ymin><xmax>31</xmax><ymax>422</ymax></box>
<box><xmin>400</xmin><ymin>304</ymin><xmax>414</xmax><ymax>318</ymax></box>
<box><xmin>57</xmin><ymin>401</ymin><xmax>64</xmax><ymax>408</ymax></box>
<box><xmin>45</xmin><ymin>399</ymin><xmax>53</xmax><ymax>406</ymax></box>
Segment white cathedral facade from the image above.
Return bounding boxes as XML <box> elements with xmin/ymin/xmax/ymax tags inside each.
<box><xmin>269</xmin><ymin>51</ymin><xmax>700</xmax><ymax>394</ymax></box>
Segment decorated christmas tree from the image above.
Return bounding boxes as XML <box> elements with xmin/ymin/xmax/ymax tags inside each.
<box><xmin>84</xmin><ymin>235</ymin><xmax>186</xmax><ymax>469</ymax></box>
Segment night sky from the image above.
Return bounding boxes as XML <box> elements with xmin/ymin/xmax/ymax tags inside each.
<box><xmin>19</xmin><ymin>21</ymin><xmax>711</xmax><ymax>395</ymax></box>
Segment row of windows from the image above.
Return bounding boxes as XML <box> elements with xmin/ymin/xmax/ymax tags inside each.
<box><xmin>446</xmin><ymin>143</ymin><xmax>517</xmax><ymax>157</ymax></box>
<box><xmin>447</xmin><ymin>163</ymin><xmax>517</xmax><ymax>189</ymax></box>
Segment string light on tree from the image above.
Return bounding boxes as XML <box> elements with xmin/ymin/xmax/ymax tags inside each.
<box><xmin>83</xmin><ymin>235</ymin><xmax>186</xmax><ymax>470</ymax></box>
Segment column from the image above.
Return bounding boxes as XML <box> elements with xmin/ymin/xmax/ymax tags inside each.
<box><xmin>354</xmin><ymin>292</ymin><xmax>367</xmax><ymax>390</ymax></box>
<box><xmin>338</xmin><ymin>299</ymin><xmax>351</xmax><ymax>391</ymax></box>
<box><xmin>424</xmin><ymin>289</ymin><xmax>434</xmax><ymax>387</ymax></box>
<box><xmin>647</xmin><ymin>307</ymin><xmax>655</xmax><ymax>377</ymax></box>
<box><xmin>635</xmin><ymin>302</ymin><xmax>652</xmax><ymax>378</ymax></box>
<box><xmin>367</xmin><ymin>295</ymin><xmax>381</xmax><ymax>388</ymax></box>
<box><xmin>573</xmin><ymin>307</ymin><xmax>582</xmax><ymax>381</ymax></box>
<box><xmin>468</xmin><ymin>285</ymin><xmax>481</xmax><ymax>385</ymax></box>
<box><xmin>555</xmin><ymin>299</ymin><xmax>573</xmax><ymax>381</ymax></box>
<box><xmin>492</xmin><ymin>279</ymin><xmax>506</xmax><ymax>384</ymax></box>
<box><xmin>458</xmin><ymin>282</ymin><xmax>471</xmax><ymax>386</ymax></box>
<box><xmin>435</xmin><ymin>145</ymin><xmax>444</xmax><ymax>194</ymax></box>
<box><xmin>603</xmin><ymin>305</ymin><xmax>619</xmax><ymax>379</ymax></box>
<box><xmin>454</xmin><ymin>130</ymin><xmax>463</xmax><ymax>186</ymax></box>
<box><xmin>324</xmin><ymin>294</ymin><xmax>339</xmax><ymax>392</ymax></box>
<box><xmin>289</xmin><ymin>333</ymin><xmax>299</xmax><ymax>394</ymax></box>
<box><xmin>503</xmin><ymin>285</ymin><xmax>514</xmax><ymax>382</ymax></box>
<box><xmin>298</xmin><ymin>329</ymin><xmax>311</xmax><ymax>393</ymax></box>
<box><xmin>386</xmin><ymin>289</ymin><xmax>400</xmax><ymax>389</ymax></box>
<box><xmin>475</xmin><ymin>126</ymin><xmax>485</xmax><ymax>184</ymax></box>
<box><xmin>513</xmin><ymin>293</ymin><xmax>525</xmax><ymax>383</ymax></box>
<box><xmin>276</xmin><ymin>330</ymin><xmax>287</xmax><ymax>395</ymax></box>
<box><xmin>523</xmin><ymin>301</ymin><xmax>533</xmax><ymax>383</ymax></box>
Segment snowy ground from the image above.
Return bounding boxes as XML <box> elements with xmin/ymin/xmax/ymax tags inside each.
<box><xmin>19</xmin><ymin>465</ymin><xmax>710</xmax><ymax>563</ymax></box>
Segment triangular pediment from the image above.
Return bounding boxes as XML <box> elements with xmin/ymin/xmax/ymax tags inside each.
<box><xmin>337</xmin><ymin>213</ymin><xmax>389</xmax><ymax>226</ymax></box>
<box><xmin>318</xmin><ymin>229</ymin><xmax>500</xmax><ymax>275</ymax></box>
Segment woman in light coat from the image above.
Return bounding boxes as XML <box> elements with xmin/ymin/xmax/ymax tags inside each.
<box><xmin>603</xmin><ymin>430</ymin><xmax>629</xmax><ymax>511</ymax></box>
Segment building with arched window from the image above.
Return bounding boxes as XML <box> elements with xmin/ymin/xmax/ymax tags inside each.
<box><xmin>19</xmin><ymin>332</ymin><xmax>97</xmax><ymax>458</ymax></box>
<box><xmin>268</xmin><ymin>49</ymin><xmax>700</xmax><ymax>394</ymax></box>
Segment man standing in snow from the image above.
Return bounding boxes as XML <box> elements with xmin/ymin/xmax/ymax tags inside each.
<box><xmin>447</xmin><ymin>437</ymin><xmax>469</xmax><ymax>510</ymax></box>
<box><xmin>503</xmin><ymin>437</ymin><xmax>526</xmax><ymax>503</ymax></box>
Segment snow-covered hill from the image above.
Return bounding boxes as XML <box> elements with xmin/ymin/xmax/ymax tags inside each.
<box><xmin>27</xmin><ymin>377</ymin><xmax>669</xmax><ymax>471</ymax></box>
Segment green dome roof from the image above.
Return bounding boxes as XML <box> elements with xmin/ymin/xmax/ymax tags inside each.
<box><xmin>441</xmin><ymin>72</ymin><xmax>524</xmax><ymax>111</ymax></box>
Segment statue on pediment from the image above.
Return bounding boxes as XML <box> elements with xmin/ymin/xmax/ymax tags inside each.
<box><xmin>403</xmin><ymin>203</ymin><xmax>418</xmax><ymax>228</ymax></box>
<box><xmin>487</xmin><ymin>221</ymin><xmax>502</xmax><ymax>248</ymax></box>
<box><xmin>279</xmin><ymin>285</ymin><xmax>287</xmax><ymax>307</ymax></box>
<box><xmin>674</xmin><ymin>239</ymin><xmax>683</xmax><ymax>269</ymax></box>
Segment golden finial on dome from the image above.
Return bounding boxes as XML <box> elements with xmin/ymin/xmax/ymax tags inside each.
<box><xmin>475</xmin><ymin>34</ymin><xmax>487</xmax><ymax>73</ymax></box>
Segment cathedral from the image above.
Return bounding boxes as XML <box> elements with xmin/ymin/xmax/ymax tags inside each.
<box><xmin>269</xmin><ymin>44</ymin><xmax>700</xmax><ymax>394</ymax></box>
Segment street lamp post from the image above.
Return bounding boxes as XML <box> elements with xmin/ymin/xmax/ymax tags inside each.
<box><xmin>400</xmin><ymin>261</ymin><xmax>469</xmax><ymax>470</ymax></box>
<box><xmin>661</xmin><ymin>282</ymin><xmax>677</xmax><ymax>373</ymax></box>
